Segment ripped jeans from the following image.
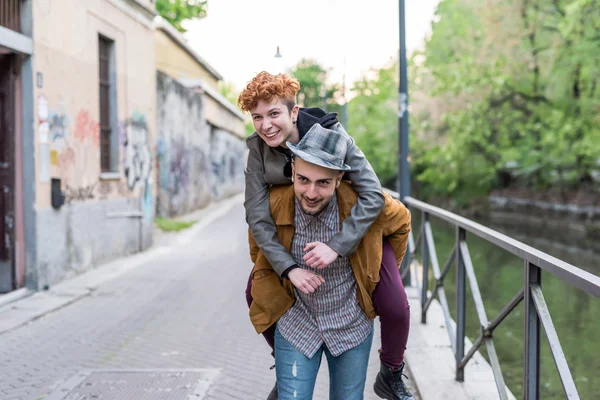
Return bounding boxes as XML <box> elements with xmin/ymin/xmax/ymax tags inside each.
<box><xmin>274</xmin><ymin>326</ymin><xmax>374</xmax><ymax>400</ymax></box>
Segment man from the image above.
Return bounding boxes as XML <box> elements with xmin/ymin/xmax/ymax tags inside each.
<box><xmin>248</xmin><ymin>123</ymin><xmax>412</xmax><ymax>399</ymax></box>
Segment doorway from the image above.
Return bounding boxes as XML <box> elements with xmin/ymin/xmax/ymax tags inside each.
<box><xmin>0</xmin><ymin>54</ymin><xmax>16</xmax><ymax>293</ymax></box>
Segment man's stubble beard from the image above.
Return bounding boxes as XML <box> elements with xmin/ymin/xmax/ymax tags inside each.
<box><xmin>298</xmin><ymin>194</ymin><xmax>335</xmax><ymax>216</ymax></box>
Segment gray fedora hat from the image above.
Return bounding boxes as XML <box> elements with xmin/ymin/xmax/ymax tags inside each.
<box><xmin>286</xmin><ymin>123</ymin><xmax>352</xmax><ymax>171</ymax></box>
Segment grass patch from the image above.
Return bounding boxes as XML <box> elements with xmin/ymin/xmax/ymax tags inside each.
<box><xmin>154</xmin><ymin>217</ymin><xmax>197</xmax><ymax>232</ymax></box>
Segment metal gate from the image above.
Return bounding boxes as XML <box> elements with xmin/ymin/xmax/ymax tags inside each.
<box><xmin>0</xmin><ymin>54</ymin><xmax>16</xmax><ymax>293</ymax></box>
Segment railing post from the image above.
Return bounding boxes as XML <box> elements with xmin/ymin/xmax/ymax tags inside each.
<box><xmin>524</xmin><ymin>261</ymin><xmax>541</xmax><ymax>400</ymax></box>
<box><xmin>455</xmin><ymin>227</ymin><xmax>466</xmax><ymax>382</ymax></box>
<box><xmin>421</xmin><ymin>212</ymin><xmax>429</xmax><ymax>324</ymax></box>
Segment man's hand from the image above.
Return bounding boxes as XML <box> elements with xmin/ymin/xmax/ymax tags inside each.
<box><xmin>288</xmin><ymin>268</ymin><xmax>325</xmax><ymax>294</ymax></box>
<box><xmin>303</xmin><ymin>242</ymin><xmax>339</xmax><ymax>269</ymax></box>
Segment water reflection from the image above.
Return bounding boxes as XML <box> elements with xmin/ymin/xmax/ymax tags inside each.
<box><xmin>410</xmin><ymin>210</ymin><xmax>599</xmax><ymax>399</ymax></box>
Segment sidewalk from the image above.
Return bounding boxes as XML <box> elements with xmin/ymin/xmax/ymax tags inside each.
<box><xmin>0</xmin><ymin>194</ymin><xmax>243</xmax><ymax>336</ymax></box>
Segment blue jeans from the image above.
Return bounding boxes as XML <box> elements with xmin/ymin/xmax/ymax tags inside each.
<box><xmin>274</xmin><ymin>326</ymin><xmax>374</xmax><ymax>400</ymax></box>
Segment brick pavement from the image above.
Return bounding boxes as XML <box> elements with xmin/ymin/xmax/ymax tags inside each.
<box><xmin>0</xmin><ymin>203</ymin><xmax>418</xmax><ymax>400</ymax></box>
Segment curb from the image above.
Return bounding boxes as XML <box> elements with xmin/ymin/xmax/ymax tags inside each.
<box><xmin>0</xmin><ymin>287</ymin><xmax>33</xmax><ymax>308</ymax></box>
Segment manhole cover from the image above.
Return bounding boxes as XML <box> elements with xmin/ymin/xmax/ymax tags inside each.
<box><xmin>45</xmin><ymin>369</ymin><xmax>220</xmax><ymax>400</ymax></box>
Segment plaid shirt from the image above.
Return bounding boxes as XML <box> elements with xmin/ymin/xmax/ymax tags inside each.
<box><xmin>277</xmin><ymin>194</ymin><xmax>373</xmax><ymax>358</ymax></box>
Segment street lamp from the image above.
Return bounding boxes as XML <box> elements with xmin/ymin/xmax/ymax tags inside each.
<box><xmin>273</xmin><ymin>45</ymin><xmax>284</xmax><ymax>74</ymax></box>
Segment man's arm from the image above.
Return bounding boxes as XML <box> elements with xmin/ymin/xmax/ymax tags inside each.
<box><xmin>244</xmin><ymin>142</ymin><xmax>297</xmax><ymax>276</ymax></box>
<box><xmin>380</xmin><ymin>194</ymin><xmax>412</xmax><ymax>266</ymax></box>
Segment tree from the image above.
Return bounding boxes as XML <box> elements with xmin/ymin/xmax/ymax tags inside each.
<box><xmin>289</xmin><ymin>59</ymin><xmax>340</xmax><ymax>110</ymax></box>
<box><xmin>218</xmin><ymin>81</ymin><xmax>239</xmax><ymax>106</ymax></box>
<box><xmin>347</xmin><ymin>61</ymin><xmax>399</xmax><ymax>188</ymax></box>
<box><xmin>408</xmin><ymin>0</ymin><xmax>600</xmax><ymax>203</ymax></box>
<box><xmin>156</xmin><ymin>0</ymin><xmax>207</xmax><ymax>33</ymax></box>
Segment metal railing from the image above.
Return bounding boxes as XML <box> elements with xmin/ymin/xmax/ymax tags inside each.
<box><xmin>390</xmin><ymin>191</ymin><xmax>600</xmax><ymax>400</ymax></box>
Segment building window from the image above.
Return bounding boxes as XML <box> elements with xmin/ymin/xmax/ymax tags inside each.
<box><xmin>0</xmin><ymin>0</ymin><xmax>21</xmax><ymax>32</ymax></box>
<box><xmin>98</xmin><ymin>35</ymin><xmax>116</xmax><ymax>173</ymax></box>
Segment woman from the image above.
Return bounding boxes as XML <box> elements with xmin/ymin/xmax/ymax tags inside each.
<box><xmin>238</xmin><ymin>71</ymin><xmax>413</xmax><ymax>400</ymax></box>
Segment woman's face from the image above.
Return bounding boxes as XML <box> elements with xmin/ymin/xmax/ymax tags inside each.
<box><xmin>251</xmin><ymin>99</ymin><xmax>299</xmax><ymax>148</ymax></box>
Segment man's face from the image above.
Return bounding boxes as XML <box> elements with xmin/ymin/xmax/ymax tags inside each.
<box><xmin>251</xmin><ymin>99</ymin><xmax>299</xmax><ymax>148</ymax></box>
<box><xmin>292</xmin><ymin>158</ymin><xmax>343</xmax><ymax>216</ymax></box>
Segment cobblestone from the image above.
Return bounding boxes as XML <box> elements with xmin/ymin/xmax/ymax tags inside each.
<box><xmin>0</xmin><ymin>203</ymin><xmax>418</xmax><ymax>399</ymax></box>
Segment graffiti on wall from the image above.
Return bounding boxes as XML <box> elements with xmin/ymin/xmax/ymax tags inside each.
<box><xmin>191</xmin><ymin>147</ymin><xmax>209</xmax><ymax>192</ymax></box>
<box><xmin>55</xmin><ymin>109</ymin><xmax>100</xmax><ymax>200</ymax></box>
<box><xmin>73</xmin><ymin>109</ymin><xmax>100</xmax><ymax>146</ymax></box>
<box><xmin>122</xmin><ymin>112</ymin><xmax>151</xmax><ymax>192</ymax></box>
<box><xmin>121</xmin><ymin>112</ymin><xmax>153</xmax><ymax>221</ymax></box>
<box><xmin>210</xmin><ymin>129</ymin><xmax>246</xmax><ymax>200</ymax></box>
<box><xmin>157</xmin><ymin>137</ymin><xmax>189</xmax><ymax>214</ymax></box>
<box><xmin>156</xmin><ymin>134</ymin><xmax>211</xmax><ymax>216</ymax></box>
<box><xmin>64</xmin><ymin>184</ymin><xmax>96</xmax><ymax>203</ymax></box>
<box><xmin>48</xmin><ymin>111</ymin><xmax>70</xmax><ymax>142</ymax></box>
<box><xmin>169</xmin><ymin>138</ymin><xmax>190</xmax><ymax>195</ymax></box>
<box><xmin>38</xmin><ymin>100</ymin><xmax>101</xmax><ymax>203</ymax></box>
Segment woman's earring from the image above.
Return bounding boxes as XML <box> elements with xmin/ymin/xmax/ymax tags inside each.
<box><xmin>292</xmin><ymin>120</ymin><xmax>296</xmax><ymax>124</ymax></box>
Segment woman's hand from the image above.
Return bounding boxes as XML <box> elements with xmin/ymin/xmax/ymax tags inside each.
<box><xmin>303</xmin><ymin>242</ymin><xmax>339</xmax><ymax>269</ymax></box>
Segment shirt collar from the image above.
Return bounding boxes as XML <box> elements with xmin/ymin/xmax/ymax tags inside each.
<box><xmin>295</xmin><ymin>193</ymin><xmax>338</xmax><ymax>232</ymax></box>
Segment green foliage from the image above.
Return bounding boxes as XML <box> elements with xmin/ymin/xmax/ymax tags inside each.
<box><xmin>154</xmin><ymin>217</ymin><xmax>196</xmax><ymax>232</ymax></box>
<box><xmin>347</xmin><ymin>62</ymin><xmax>399</xmax><ymax>188</ymax></box>
<box><xmin>218</xmin><ymin>81</ymin><xmax>239</xmax><ymax>106</ymax></box>
<box><xmin>408</xmin><ymin>0</ymin><xmax>600</xmax><ymax>202</ymax></box>
<box><xmin>156</xmin><ymin>0</ymin><xmax>207</xmax><ymax>33</ymax></box>
<box><xmin>244</xmin><ymin>120</ymin><xmax>255</xmax><ymax>137</ymax></box>
<box><xmin>289</xmin><ymin>59</ymin><xmax>341</xmax><ymax>109</ymax></box>
<box><xmin>286</xmin><ymin>1</ymin><xmax>599</xmax><ymax>203</ymax></box>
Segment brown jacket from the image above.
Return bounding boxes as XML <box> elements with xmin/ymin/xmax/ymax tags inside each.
<box><xmin>248</xmin><ymin>181</ymin><xmax>411</xmax><ymax>334</ymax></box>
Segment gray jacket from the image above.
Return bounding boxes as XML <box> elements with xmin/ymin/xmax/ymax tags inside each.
<box><xmin>244</xmin><ymin>122</ymin><xmax>385</xmax><ymax>276</ymax></box>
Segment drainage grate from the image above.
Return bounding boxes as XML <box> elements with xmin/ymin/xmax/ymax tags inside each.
<box><xmin>45</xmin><ymin>369</ymin><xmax>220</xmax><ymax>400</ymax></box>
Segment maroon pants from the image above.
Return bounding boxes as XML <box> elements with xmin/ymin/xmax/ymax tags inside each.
<box><xmin>245</xmin><ymin>240</ymin><xmax>410</xmax><ymax>370</ymax></box>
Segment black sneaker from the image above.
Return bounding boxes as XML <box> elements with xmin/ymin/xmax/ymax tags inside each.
<box><xmin>373</xmin><ymin>362</ymin><xmax>415</xmax><ymax>400</ymax></box>
<box><xmin>266</xmin><ymin>382</ymin><xmax>277</xmax><ymax>400</ymax></box>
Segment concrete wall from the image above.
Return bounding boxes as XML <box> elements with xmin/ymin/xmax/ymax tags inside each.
<box><xmin>156</xmin><ymin>72</ymin><xmax>245</xmax><ymax>217</ymax></box>
<box><xmin>209</xmin><ymin>127</ymin><xmax>246</xmax><ymax>201</ymax></box>
<box><xmin>203</xmin><ymin>94</ymin><xmax>246</xmax><ymax>138</ymax></box>
<box><xmin>156</xmin><ymin>72</ymin><xmax>212</xmax><ymax>217</ymax></box>
<box><xmin>31</xmin><ymin>0</ymin><xmax>156</xmax><ymax>289</ymax></box>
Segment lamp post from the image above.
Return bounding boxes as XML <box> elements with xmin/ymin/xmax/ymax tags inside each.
<box><xmin>398</xmin><ymin>0</ymin><xmax>412</xmax><ymax>287</ymax></box>
<box><xmin>273</xmin><ymin>45</ymin><xmax>283</xmax><ymax>74</ymax></box>
<box><xmin>397</xmin><ymin>0</ymin><xmax>410</xmax><ymax>201</ymax></box>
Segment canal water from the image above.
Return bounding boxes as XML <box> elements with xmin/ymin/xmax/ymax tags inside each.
<box><xmin>409</xmin><ymin>210</ymin><xmax>599</xmax><ymax>399</ymax></box>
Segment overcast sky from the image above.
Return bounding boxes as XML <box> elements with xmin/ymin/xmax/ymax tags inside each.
<box><xmin>184</xmin><ymin>0</ymin><xmax>439</xmax><ymax>90</ymax></box>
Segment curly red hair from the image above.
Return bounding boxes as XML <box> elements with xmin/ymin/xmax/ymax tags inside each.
<box><xmin>237</xmin><ymin>71</ymin><xmax>300</xmax><ymax>113</ymax></box>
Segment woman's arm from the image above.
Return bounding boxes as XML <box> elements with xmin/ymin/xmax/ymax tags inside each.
<box><xmin>326</xmin><ymin>125</ymin><xmax>385</xmax><ymax>256</ymax></box>
<box><xmin>244</xmin><ymin>138</ymin><xmax>297</xmax><ymax>276</ymax></box>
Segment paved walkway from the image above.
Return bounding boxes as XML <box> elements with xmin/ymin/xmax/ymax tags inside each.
<box><xmin>0</xmin><ymin>196</ymin><xmax>419</xmax><ymax>400</ymax></box>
